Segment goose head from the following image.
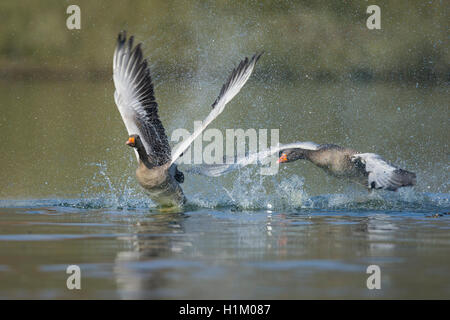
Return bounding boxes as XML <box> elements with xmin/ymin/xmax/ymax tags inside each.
<box><xmin>277</xmin><ymin>148</ymin><xmax>306</xmax><ymax>163</ymax></box>
<box><xmin>126</xmin><ymin>134</ymin><xmax>143</xmax><ymax>149</ymax></box>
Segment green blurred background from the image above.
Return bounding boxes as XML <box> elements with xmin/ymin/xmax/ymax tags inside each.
<box><xmin>0</xmin><ymin>0</ymin><xmax>448</xmax><ymax>199</ymax></box>
<box><xmin>1</xmin><ymin>0</ymin><xmax>448</xmax><ymax>82</ymax></box>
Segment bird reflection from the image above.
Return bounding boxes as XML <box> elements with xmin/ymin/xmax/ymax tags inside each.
<box><xmin>113</xmin><ymin>211</ymin><xmax>191</xmax><ymax>299</ymax></box>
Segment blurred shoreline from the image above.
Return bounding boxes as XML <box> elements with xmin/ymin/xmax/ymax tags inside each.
<box><xmin>1</xmin><ymin>1</ymin><xmax>448</xmax><ymax>85</ymax></box>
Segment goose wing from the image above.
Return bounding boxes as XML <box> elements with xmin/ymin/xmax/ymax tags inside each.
<box><xmin>170</xmin><ymin>52</ymin><xmax>262</xmax><ymax>165</ymax></box>
<box><xmin>351</xmin><ymin>153</ymin><xmax>416</xmax><ymax>191</ymax></box>
<box><xmin>113</xmin><ymin>31</ymin><xmax>171</xmax><ymax>165</ymax></box>
<box><xmin>186</xmin><ymin>141</ymin><xmax>319</xmax><ymax>177</ymax></box>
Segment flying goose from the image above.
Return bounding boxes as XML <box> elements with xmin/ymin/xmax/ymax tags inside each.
<box><xmin>188</xmin><ymin>142</ymin><xmax>416</xmax><ymax>191</ymax></box>
<box><xmin>278</xmin><ymin>143</ymin><xmax>416</xmax><ymax>191</ymax></box>
<box><xmin>112</xmin><ymin>31</ymin><xmax>261</xmax><ymax>208</ymax></box>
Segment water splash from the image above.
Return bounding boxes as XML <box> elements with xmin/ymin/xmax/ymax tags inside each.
<box><xmin>74</xmin><ymin>161</ymin><xmax>450</xmax><ymax>212</ymax></box>
<box><xmin>77</xmin><ymin>161</ymin><xmax>156</xmax><ymax>210</ymax></box>
<box><xmin>3</xmin><ymin>161</ymin><xmax>447</xmax><ymax>213</ymax></box>
<box><xmin>185</xmin><ymin>168</ymin><xmax>450</xmax><ymax>212</ymax></box>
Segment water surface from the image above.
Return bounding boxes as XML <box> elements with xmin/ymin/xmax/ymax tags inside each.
<box><xmin>0</xmin><ymin>195</ymin><xmax>449</xmax><ymax>299</ymax></box>
<box><xmin>0</xmin><ymin>79</ymin><xmax>448</xmax><ymax>299</ymax></box>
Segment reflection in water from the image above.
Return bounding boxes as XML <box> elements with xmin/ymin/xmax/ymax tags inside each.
<box><xmin>0</xmin><ymin>206</ymin><xmax>449</xmax><ymax>299</ymax></box>
<box><xmin>114</xmin><ymin>212</ymin><xmax>190</xmax><ymax>299</ymax></box>
<box><xmin>114</xmin><ymin>210</ymin><xmax>294</xmax><ymax>299</ymax></box>
<box><xmin>109</xmin><ymin>208</ymin><xmax>448</xmax><ymax>299</ymax></box>
<box><xmin>367</xmin><ymin>214</ymin><xmax>398</xmax><ymax>251</ymax></box>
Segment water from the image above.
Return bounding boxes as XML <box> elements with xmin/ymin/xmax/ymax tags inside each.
<box><xmin>0</xmin><ymin>195</ymin><xmax>449</xmax><ymax>299</ymax></box>
<box><xmin>0</xmin><ymin>78</ymin><xmax>449</xmax><ymax>299</ymax></box>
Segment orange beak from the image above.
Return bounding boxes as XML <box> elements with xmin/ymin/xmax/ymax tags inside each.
<box><xmin>126</xmin><ymin>136</ymin><xmax>135</xmax><ymax>145</ymax></box>
<box><xmin>277</xmin><ymin>154</ymin><xmax>288</xmax><ymax>163</ymax></box>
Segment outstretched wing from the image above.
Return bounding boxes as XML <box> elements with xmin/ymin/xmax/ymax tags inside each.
<box><xmin>170</xmin><ymin>53</ymin><xmax>262</xmax><ymax>165</ymax></box>
<box><xmin>186</xmin><ymin>141</ymin><xmax>319</xmax><ymax>177</ymax></box>
<box><xmin>113</xmin><ymin>31</ymin><xmax>171</xmax><ymax>165</ymax></box>
<box><xmin>351</xmin><ymin>153</ymin><xmax>416</xmax><ymax>191</ymax></box>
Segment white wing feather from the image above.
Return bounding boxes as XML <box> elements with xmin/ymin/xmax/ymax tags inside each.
<box><xmin>351</xmin><ymin>153</ymin><xmax>416</xmax><ymax>190</ymax></box>
<box><xmin>113</xmin><ymin>37</ymin><xmax>149</xmax><ymax>157</ymax></box>
<box><xmin>170</xmin><ymin>53</ymin><xmax>262</xmax><ymax>165</ymax></box>
<box><xmin>113</xmin><ymin>33</ymin><xmax>171</xmax><ymax>164</ymax></box>
<box><xmin>186</xmin><ymin>141</ymin><xmax>319</xmax><ymax>177</ymax></box>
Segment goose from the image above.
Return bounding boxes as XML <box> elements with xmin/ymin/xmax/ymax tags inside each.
<box><xmin>188</xmin><ymin>142</ymin><xmax>416</xmax><ymax>191</ymax></box>
<box><xmin>113</xmin><ymin>31</ymin><xmax>261</xmax><ymax>208</ymax></box>
<box><xmin>278</xmin><ymin>143</ymin><xmax>416</xmax><ymax>191</ymax></box>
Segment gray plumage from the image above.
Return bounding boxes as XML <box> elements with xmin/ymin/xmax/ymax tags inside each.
<box><xmin>112</xmin><ymin>31</ymin><xmax>261</xmax><ymax>207</ymax></box>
